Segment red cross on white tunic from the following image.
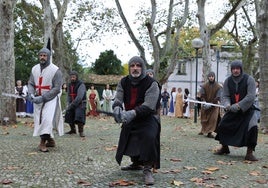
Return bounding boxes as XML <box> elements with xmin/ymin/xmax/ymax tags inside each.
<box><xmin>35</xmin><ymin>77</ymin><xmax>51</xmax><ymax>95</ymax></box>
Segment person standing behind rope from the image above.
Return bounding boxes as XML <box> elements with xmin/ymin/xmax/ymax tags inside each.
<box><xmin>27</xmin><ymin>47</ymin><xmax>64</xmax><ymax>152</ymax></box>
<box><xmin>161</xmin><ymin>88</ymin><xmax>170</xmax><ymax>115</ymax></box>
<box><xmin>15</xmin><ymin>80</ymin><xmax>27</xmax><ymax>118</ymax></box>
<box><xmin>102</xmin><ymin>84</ymin><xmax>113</xmax><ymax>113</ymax></box>
<box><xmin>199</xmin><ymin>72</ymin><xmax>222</xmax><ymax>138</ymax></box>
<box><xmin>64</xmin><ymin>71</ymin><xmax>87</xmax><ymax>137</ymax></box>
<box><xmin>214</xmin><ymin>61</ymin><xmax>258</xmax><ymax>161</ymax></box>
<box><xmin>183</xmin><ymin>88</ymin><xmax>191</xmax><ymax>118</ymax></box>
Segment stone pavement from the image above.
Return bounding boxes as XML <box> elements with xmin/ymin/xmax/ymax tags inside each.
<box><xmin>0</xmin><ymin>115</ymin><xmax>268</xmax><ymax>187</ymax></box>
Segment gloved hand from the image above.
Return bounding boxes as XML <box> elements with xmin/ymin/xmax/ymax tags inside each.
<box><xmin>67</xmin><ymin>103</ymin><xmax>75</xmax><ymax>111</ymax></box>
<box><xmin>113</xmin><ymin>106</ymin><xmax>122</xmax><ymax>123</ymax></box>
<box><xmin>202</xmin><ymin>104</ymin><xmax>211</xmax><ymax>110</ymax></box>
<box><xmin>229</xmin><ymin>104</ymin><xmax>240</xmax><ymax>113</ymax></box>
<box><xmin>26</xmin><ymin>94</ymin><xmax>33</xmax><ymax>102</ymax></box>
<box><xmin>121</xmin><ymin>110</ymin><xmax>136</xmax><ymax>124</ymax></box>
<box><xmin>31</xmin><ymin>96</ymin><xmax>43</xmax><ymax>104</ymax></box>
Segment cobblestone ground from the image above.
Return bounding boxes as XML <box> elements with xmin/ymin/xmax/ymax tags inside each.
<box><xmin>0</xmin><ymin>115</ymin><xmax>268</xmax><ymax>188</ymax></box>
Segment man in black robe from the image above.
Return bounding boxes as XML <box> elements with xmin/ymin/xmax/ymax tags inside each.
<box><xmin>112</xmin><ymin>56</ymin><xmax>161</xmax><ymax>185</ymax></box>
<box><xmin>215</xmin><ymin>61</ymin><xmax>258</xmax><ymax>161</ymax></box>
<box><xmin>65</xmin><ymin>71</ymin><xmax>87</xmax><ymax>137</ymax></box>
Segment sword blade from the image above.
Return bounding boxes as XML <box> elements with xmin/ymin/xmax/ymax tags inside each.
<box><xmin>96</xmin><ymin>110</ymin><xmax>116</xmax><ymax>117</ymax></box>
<box><xmin>2</xmin><ymin>92</ymin><xmax>25</xmax><ymax>99</ymax></box>
<box><xmin>186</xmin><ymin>99</ymin><xmax>225</xmax><ymax>108</ymax></box>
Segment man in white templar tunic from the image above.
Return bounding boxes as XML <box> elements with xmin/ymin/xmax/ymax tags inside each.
<box><xmin>28</xmin><ymin>47</ymin><xmax>64</xmax><ymax>152</ymax></box>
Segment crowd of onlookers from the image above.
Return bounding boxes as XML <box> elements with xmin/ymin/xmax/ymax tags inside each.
<box><xmin>160</xmin><ymin>87</ymin><xmax>192</xmax><ymax>118</ymax></box>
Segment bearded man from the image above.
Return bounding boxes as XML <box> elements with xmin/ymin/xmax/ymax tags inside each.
<box><xmin>215</xmin><ymin>61</ymin><xmax>258</xmax><ymax>161</ymax></box>
<box><xmin>112</xmin><ymin>56</ymin><xmax>161</xmax><ymax>185</ymax></box>
<box><xmin>199</xmin><ymin>72</ymin><xmax>222</xmax><ymax>138</ymax></box>
<box><xmin>64</xmin><ymin>71</ymin><xmax>87</xmax><ymax>137</ymax></box>
<box><xmin>28</xmin><ymin>47</ymin><xmax>63</xmax><ymax>152</ymax></box>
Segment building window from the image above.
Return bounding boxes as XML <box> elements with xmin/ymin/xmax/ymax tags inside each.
<box><xmin>177</xmin><ymin>60</ymin><xmax>186</xmax><ymax>75</ymax></box>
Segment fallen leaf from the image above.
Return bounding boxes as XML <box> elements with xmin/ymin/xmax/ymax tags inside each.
<box><xmin>255</xmin><ymin>179</ymin><xmax>268</xmax><ymax>184</ymax></box>
<box><xmin>105</xmin><ymin>145</ymin><xmax>117</xmax><ymax>151</ymax></box>
<box><xmin>190</xmin><ymin>177</ymin><xmax>204</xmax><ymax>183</ymax></box>
<box><xmin>171</xmin><ymin>180</ymin><xmax>184</xmax><ymax>186</ymax></box>
<box><xmin>170</xmin><ymin>158</ymin><xmax>182</xmax><ymax>162</ymax></box>
<box><xmin>249</xmin><ymin>171</ymin><xmax>262</xmax><ymax>176</ymax></box>
<box><xmin>109</xmin><ymin>179</ymin><xmax>135</xmax><ymax>187</ymax></box>
<box><xmin>205</xmin><ymin>167</ymin><xmax>219</xmax><ymax>171</ymax></box>
<box><xmin>3</xmin><ymin>166</ymin><xmax>21</xmax><ymax>170</ymax></box>
<box><xmin>183</xmin><ymin>166</ymin><xmax>197</xmax><ymax>170</ymax></box>
<box><xmin>243</xmin><ymin>160</ymin><xmax>253</xmax><ymax>164</ymax></box>
<box><xmin>1</xmin><ymin>179</ymin><xmax>13</xmax><ymax>184</ymax></box>
<box><xmin>28</xmin><ymin>152</ymin><xmax>38</xmax><ymax>155</ymax></box>
<box><xmin>202</xmin><ymin>170</ymin><xmax>213</xmax><ymax>175</ymax></box>
<box><xmin>216</xmin><ymin>160</ymin><xmax>235</xmax><ymax>165</ymax></box>
<box><xmin>67</xmin><ymin>170</ymin><xmax>74</xmax><ymax>174</ymax></box>
<box><xmin>262</xmin><ymin>165</ymin><xmax>268</xmax><ymax>168</ymax></box>
<box><xmin>221</xmin><ymin>175</ymin><xmax>229</xmax><ymax>179</ymax></box>
<box><xmin>77</xmin><ymin>179</ymin><xmax>91</xmax><ymax>186</ymax></box>
<box><xmin>161</xmin><ymin>169</ymin><xmax>181</xmax><ymax>174</ymax></box>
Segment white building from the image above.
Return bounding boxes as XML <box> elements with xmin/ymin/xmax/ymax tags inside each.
<box><xmin>162</xmin><ymin>49</ymin><xmax>241</xmax><ymax>98</ymax></box>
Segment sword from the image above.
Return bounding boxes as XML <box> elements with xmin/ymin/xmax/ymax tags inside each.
<box><xmin>97</xmin><ymin>110</ymin><xmax>116</xmax><ymax>117</ymax></box>
<box><xmin>186</xmin><ymin>99</ymin><xmax>225</xmax><ymax>108</ymax></box>
<box><xmin>2</xmin><ymin>92</ymin><xmax>25</xmax><ymax>99</ymax></box>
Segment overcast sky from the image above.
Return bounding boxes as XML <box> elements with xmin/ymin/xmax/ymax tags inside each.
<box><xmin>71</xmin><ymin>0</ymin><xmax>225</xmax><ymax>67</ymax></box>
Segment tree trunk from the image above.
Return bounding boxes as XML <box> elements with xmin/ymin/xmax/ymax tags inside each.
<box><xmin>0</xmin><ymin>0</ymin><xmax>17</xmax><ymax>124</ymax></box>
<box><xmin>257</xmin><ymin>0</ymin><xmax>268</xmax><ymax>132</ymax></box>
<box><xmin>41</xmin><ymin>0</ymin><xmax>70</xmax><ymax>82</ymax></box>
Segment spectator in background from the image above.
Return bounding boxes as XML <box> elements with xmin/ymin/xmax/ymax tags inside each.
<box><xmin>15</xmin><ymin>80</ymin><xmax>27</xmax><ymax>117</ymax></box>
<box><xmin>183</xmin><ymin>88</ymin><xmax>191</xmax><ymax>118</ymax></box>
<box><xmin>168</xmin><ymin>87</ymin><xmax>176</xmax><ymax>117</ymax></box>
<box><xmin>161</xmin><ymin>88</ymin><xmax>170</xmax><ymax>115</ymax></box>
<box><xmin>102</xmin><ymin>84</ymin><xmax>113</xmax><ymax>113</ymax></box>
<box><xmin>24</xmin><ymin>85</ymin><xmax>34</xmax><ymax>117</ymax></box>
<box><xmin>87</xmin><ymin>84</ymin><xmax>100</xmax><ymax>116</ymax></box>
<box><xmin>60</xmin><ymin>83</ymin><xmax>68</xmax><ymax>112</ymax></box>
<box><xmin>175</xmin><ymin>87</ymin><xmax>183</xmax><ymax>118</ymax></box>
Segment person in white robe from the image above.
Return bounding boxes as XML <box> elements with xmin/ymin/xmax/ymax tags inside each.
<box><xmin>27</xmin><ymin>47</ymin><xmax>63</xmax><ymax>152</ymax></box>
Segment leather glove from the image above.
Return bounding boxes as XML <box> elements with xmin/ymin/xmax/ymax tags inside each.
<box><xmin>67</xmin><ymin>103</ymin><xmax>75</xmax><ymax>111</ymax></box>
<box><xmin>31</xmin><ymin>95</ymin><xmax>43</xmax><ymax>104</ymax></box>
<box><xmin>121</xmin><ymin>110</ymin><xmax>136</xmax><ymax>124</ymax></box>
<box><xmin>229</xmin><ymin>104</ymin><xmax>240</xmax><ymax>113</ymax></box>
<box><xmin>202</xmin><ymin>104</ymin><xmax>211</xmax><ymax>110</ymax></box>
<box><xmin>113</xmin><ymin>106</ymin><xmax>122</xmax><ymax>123</ymax></box>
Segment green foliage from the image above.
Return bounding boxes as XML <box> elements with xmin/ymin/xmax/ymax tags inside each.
<box><xmin>13</xmin><ymin>2</ymin><xmax>81</xmax><ymax>83</ymax></box>
<box><xmin>92</xmin><ymin>50</ymin><xmax>123</xmax><ymax>75</ymax></box>
<box><xmin>14</xmin><ymin>2</ymin><xmax>43</xmax><ymax>84</ymax></box>
<box><xmin>122</xmin><ymin>64</ymin><xmax>129</xmax><ymax>75</ymax></box>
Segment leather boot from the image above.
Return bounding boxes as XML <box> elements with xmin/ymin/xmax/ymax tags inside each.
<box><xmin>65</xmin><ymin>124</ymin><xmax>76</xmax><ymax>134</ymax></box>
<box><xmin>46</xmin><ymin>138</ymin><xmax>56</xmax><ymax>147</ymax></box>
<box><xmin>121</xmin><ymin>162</ymin><xmax>143</xmax><ymax>171</ymax></box>
<box><xmin>245</xmin><ymin>147</ymin><xmax>258</xmax><ymax>161</ymax></box>
<box><xmin>143</xmin><ymin>166</ymin><xmax>154</xmax><ymax>185</ymax></box>
<box><xmin>78</xmin><ymin>124</ymin><xmax>85</xmax><ymax>137</ymax></box>
<box><xmin>214</xmin><ymin>145</ymin><xmax>230</xmax><ymax>155</ymax></box>
<box><xmin>207</xmin><ymin>132</ymin><xmax>214</xmax><ymax>138</ymax></box>
<box><xmin>39</xmin><ymin>138</ymin><xmax>49</xmax><ymax>152</ymax></box>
